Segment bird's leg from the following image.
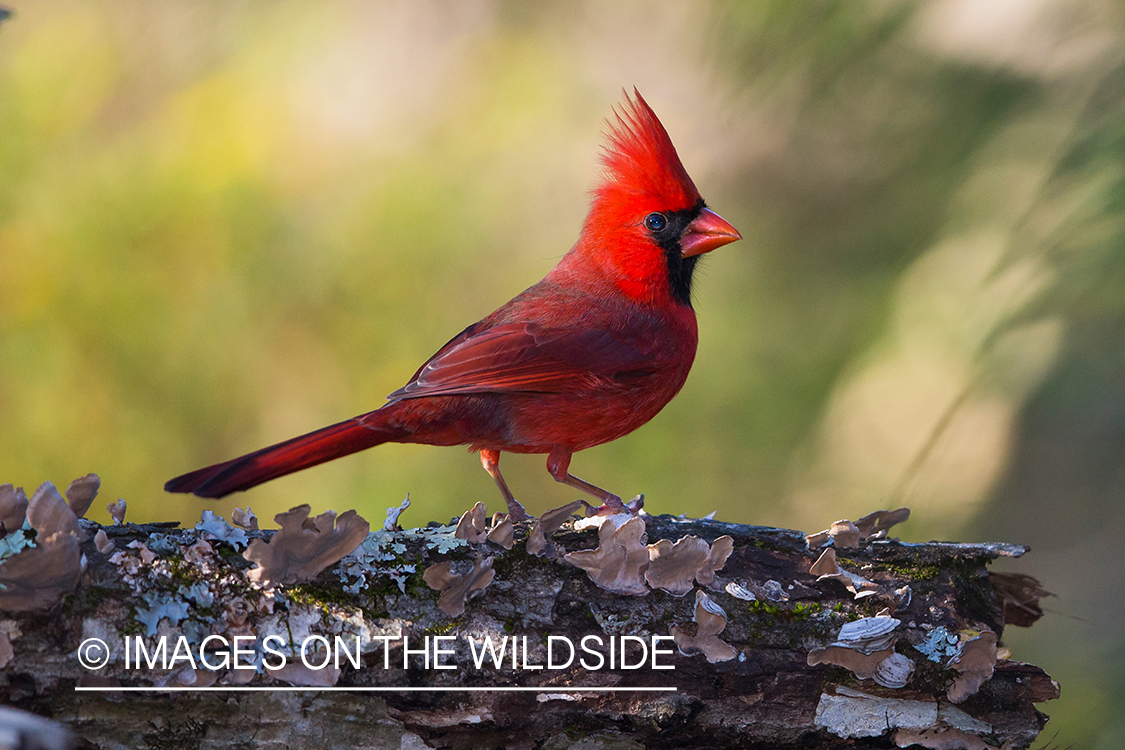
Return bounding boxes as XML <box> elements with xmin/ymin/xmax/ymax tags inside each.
<box><xmin>480</xmin><ymin>449</ymin><xmax>529</xmax><ymax>522</ymax></box>
<box><xmin>546</xmin><ymin>447</ymin><xmax>642</xmax><ymax>516</ymax></box>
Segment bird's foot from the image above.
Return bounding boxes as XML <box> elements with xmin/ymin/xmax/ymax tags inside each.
<box><xmin>506</xmin><ymin>498</ymin><xmax>531</xmax><ymax>523</ymax></box>
<box><xmin>582</xmin><ymin>493</ymin><xmax>644</xmax><ymax>517</ymax></box>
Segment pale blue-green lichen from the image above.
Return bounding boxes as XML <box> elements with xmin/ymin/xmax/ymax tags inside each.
<box><xmin>403</xmin><ymin>525</ymin><xmax>467</xmax><ymax>554</ymax></box>
<box><xmin>0</xmin><ymin>519</ymin><xmax>36</xmax><ymax>562</ymax></box>
<box><xmin>135</xmin><ymin>593</ymin><xmax>193</xmax><ymax>636</ymax></box>
<box><xmin>145</xmin><ymin>533</ymin><xmax>180</xmax><ymax>556</ymax></box>
<box><xmin>183</xmin><ymin>581</ymin><xmax>213</xmax><ymax>607</ymax></box>
<box><xmin>195</xmin><ymin>511</ymin><xmax>249</xmax><ymax>550</ymax></box>
<box><xmin>339</xmin><ymin>525</ymin><xmax>464</xmax><ymax>594</ymax></box>
<box><xmin>917</xmin><ymin>626</ymin><xmax>960</xmax><ymax>663</ymax></box>
<box><xmin>341</xmin><ymin>533</ymin><xmax>421</xmax><ymax>593</ymax></box>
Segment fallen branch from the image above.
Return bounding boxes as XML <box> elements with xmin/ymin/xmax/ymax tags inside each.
<box><xmin>0</xmin><ymin>482</ymin><xmax>1057</xmax><ymax>749</ymax></box>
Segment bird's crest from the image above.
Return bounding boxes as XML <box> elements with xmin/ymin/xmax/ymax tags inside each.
<box><xmin>594</xmin><ymin>89</ymin><xmax>701</xmax><ymax>212</ymax></box>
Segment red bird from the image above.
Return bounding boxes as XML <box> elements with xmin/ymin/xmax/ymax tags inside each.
<box><xmin>166</xmin><ymin>91</ymin><xmax>741</xmax><ymax>520</ymax></box>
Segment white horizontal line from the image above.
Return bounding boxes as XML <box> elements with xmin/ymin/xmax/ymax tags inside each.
<box><xmin>74</xmin><ymin>686</ymin><xmax>677</xmax><ymax>693</ymax></box>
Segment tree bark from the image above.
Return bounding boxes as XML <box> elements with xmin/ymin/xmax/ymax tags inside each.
<box><xmin>0</xmin><ymin>513</ymin><xmax>1057</xmax><ymax>750</ymax></box>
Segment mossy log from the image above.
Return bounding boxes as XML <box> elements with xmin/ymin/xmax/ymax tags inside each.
<box><xmin>0</xmin><ymin>512</ymin><xmax>1057</xmax><ymax>750</ymax></box>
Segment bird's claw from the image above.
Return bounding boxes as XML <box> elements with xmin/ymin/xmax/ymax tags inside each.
<box><xmin>582</xmin><ymin>493</ymin><xmax>644</xmax><ymax>517</ymax></box>
<box><xmin>625</xmin><ymin>493</ymin><xmax>644</xmax><ymax>513</ymax></box>
<box><xmin>506</xmin><ymin>499</ymin><xmax>531</xmax><ymax>523</ymax></box>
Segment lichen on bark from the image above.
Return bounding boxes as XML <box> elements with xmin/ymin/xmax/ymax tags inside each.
<box><xmin>0</xmin><ymin>503</ymin><xmax>1056</xmax><ymax>749</ymax></box>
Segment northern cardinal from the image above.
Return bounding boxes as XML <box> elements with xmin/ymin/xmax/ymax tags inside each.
<box><xmin>166</xmin><ymin>90</ymin><xmax>740</xmax><ymax>519</ymax></box>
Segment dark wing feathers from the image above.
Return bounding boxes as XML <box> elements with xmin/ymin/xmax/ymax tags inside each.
<box><xmin>387</xmin><ymin>322</ymin><xmax>655</xmax><ymax>401</ymax></box>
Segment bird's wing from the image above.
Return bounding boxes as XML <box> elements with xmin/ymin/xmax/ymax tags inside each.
<box><xmin>387</xmin><ymin>322</ymin><xmax>656</xmax><ymax>401</ymax></box>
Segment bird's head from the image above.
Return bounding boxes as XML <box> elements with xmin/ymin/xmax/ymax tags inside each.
<box><xmin>573</xmin><ymin>89</ymin><xmax>741</xmax><ymax>308</ymax></box>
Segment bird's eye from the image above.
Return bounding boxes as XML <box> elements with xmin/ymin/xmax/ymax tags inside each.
<box><xmin>644</xmin><ymin>212</ymin><xmax>667</xmax><ymax>232</ymax></box>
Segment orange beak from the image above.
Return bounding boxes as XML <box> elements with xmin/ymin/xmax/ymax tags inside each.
<box><xmin>680</xmin><ymin>208</ymin><xmax>741</xmax><ymax>257</ymax></box>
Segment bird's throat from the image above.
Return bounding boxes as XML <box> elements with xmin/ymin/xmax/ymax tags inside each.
<box><xmin>664</xmin><ymin>252</ymin><xmax>699</xmax><ymax>307</ymax></box>
<box><xmin>654</xmin><ymin>202</ymin><xmax>706</xmax><ymax>308</ymax></box>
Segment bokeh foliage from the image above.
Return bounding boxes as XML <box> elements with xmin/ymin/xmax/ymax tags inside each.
<box><xmin>1</xmin><ymin>1</ymin><xmax>1123</xmax><ymax>745</ymax></box>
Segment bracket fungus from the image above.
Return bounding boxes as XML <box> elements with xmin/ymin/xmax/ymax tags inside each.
<box><xmin>423</xmin><ymin>556</ymin><xmax>495</xmax><ymax>617</ymax></box>
<box><xmin>645</xmin><ymin>536</ymin><xmax>707</xmax><ymax>596</ymax></box>
<box><xmin>837</xmin><ymin>616</ymin><xmax>901</xmax><ymax>653</ymax></box>
<box><xmin>695</xmin><ymin>535</ymin><xmax>733</xmax><ymax>586</ymax></box>
<box><xmin>671</xmin><ymin>590</ymin><xmax>736</xmax><ymax>663</ymax></box>
<box><xmin>806</xmin><ymin>507</ymin><xmax>910</xmax><ymax>548</ymax></box>
<box><xmin>243</xmin><ymin>505</ymin><xmax>370</xmax><ymax>587</ymax></box>
<box><xmin>0</xmin><ymin>485</ymin><xmax>28</xmax><ymax>535</ymax></box>
<box><xmin>873</xmin><ymin>652</ymin><xmax>915</xmax><ymax>689</ymax></box>
<box><xmin>855</xmin><ymin>507</ymin><xmax>910</xmax><ymax>539</ymax></box>
<box><xmin>0</xmin><ymin>480</ymin><xmax>87</xmax><ymax>611</ymax></box>
<box><xmin>564</xmin><ymin>515</ymin><xmax>649</xmax><ymax>595</ymax></box>
<box><xmin>231</xmin><ymin>506</ymin><xmax>259</xmax><ymax>531</ymax></box>
<box><xmin>644</xmin><ymin>534</ymin><xmax>733</xmax><ymax>596</ymax></box>
<box><xmin>93</xmin><ymin>529</ymin><xmax>115</xmax><ymax>555</ymax></box>
<box><xmin>64</xmin><ymin>473</ymin><xmax>100</xmax><ymax>519</ymax></box>
<box><xmin>455</xmin><ymin>501</ymin><xmax>489</xmax><ymax>544</ymax></box>
<box><xmin>28</xmin><ymin>482</ymin><xmax>81</xmax><ymax>540</ymax></box>
<box><xmin>805</xmin><ymin>520</ymin><xmax>861</xmax><ymax>549</ymax></box>
<box><xmin>808</xmin><ymin>644</ymin><xmax>896</xmax><ymax>681</ymax></box>
<box><xmin>808</xmin><ymin>616</ymin><xmax>902</xmax><ymax>681</ymax></box>
<box><xmin>487</xmin><ymin>513</ymin><xmax>514</xmax><ymax>550</ymax></box>
<box><xmin>106</xmin><ymin>499</ymin><xmax>126</xmax><ymax>525</ymax></box>
<box><xmin>724</xmin><ymin>580</ymin><xmax>757</xmax><ymax>601</ymax></box>
<box><xmin>809</xmin><ymin>547</ymin><xmax>879</xmax><ymax>599</ymax></box>
<box><xmin>527</xmin><ymin>500</ymin><xmax>583</xmax><ymax>557</ymax></box>
<box><xmin>946</xmin><ymin>629</ymin><xmax>998</xmax><ymax>703</ymax></box>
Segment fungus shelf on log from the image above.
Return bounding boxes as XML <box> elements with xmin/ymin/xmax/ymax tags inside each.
<box><xmin>0</xmin><ymin>480</ymin><xmax>1057</xmax><ymax>749</ymax></box>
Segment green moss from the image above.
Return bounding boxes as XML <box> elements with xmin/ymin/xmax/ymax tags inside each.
<box><xmin>366</xmin><ymin>576</ymin><xmax>408</xmax><ymax>599</ymax></box>
<box><xmin>120</xmin><ymin>609</ymin><xmax>145</xmax><ymax>637</ymax></box>
<box><xmin>194</xmin><ymin>602</ymin><xmax>218</xmax><ymax>618</ymax></box>
<box><xmin>166</xmin><ymin>556</ymin><xmax>203</xmax><ymax>587</ymax></box>
<box><xmin>749</xmin><ymin>599</ymin><xmax>819</xmax><ymax>621</ymax></box>
<box><xmin>881</xmin><ymin>562</ymin><xmax>942</xmax><ymax>580</ymax></box>
<box><xmin>361</xmin><ymin>562</ymin><xmax>431</xmax><ymax>601</ymax></box>
<box><xmin>402</xmin><ymin>566</ymin><xmax>431</xmax><ymax>598</ymax></box>
<box><xmin>66</xmin><ymin>584</ymin><xmax>117</xmax><ymax>614</ymax></box>
<box><xmin>748</xmin><ymin>600</ymin><xmax>782</xmax><ymax>617</ymax></box>
<box><xmin>287</xmin><ymin>582</ymin><xmax>359</xmax><ymax>615</ymax></box>
<box><xmin>423</xmin><ymin>619</ymin><xmax>462</xmax><ymax>637</ymax></box>
<box><xmin>790</xmin><ymin>601</ymin><xmax>822</xmax><ymax>621</ymax></box>
<box><xmin>214</xmin><ymin>545</ymin><xmax>242</xmax><ymax>560</ymax></box>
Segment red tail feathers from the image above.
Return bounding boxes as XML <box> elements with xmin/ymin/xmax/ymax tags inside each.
<box><xmin>165</xmin><ymin>412</ymin><xmax>404</xmax><ymax>498</ymax></box>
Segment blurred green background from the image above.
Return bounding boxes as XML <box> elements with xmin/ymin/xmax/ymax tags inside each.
<box><xmin>1</xmin><ymin>0</ymin><xmax>1123</xmax><ymax>745</ymax></box>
